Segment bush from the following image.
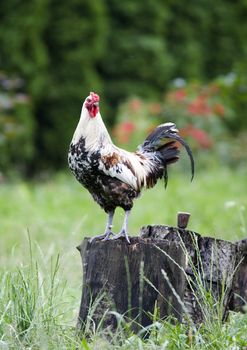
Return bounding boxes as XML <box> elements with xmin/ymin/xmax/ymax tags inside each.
<box><xmin>0</xmin><ymin>72</ymin><xmax>35</xmax><ymax>175</ymax></box>
<box><xmin>1</xmin><ymin>1</ymin><xmax>247</xmax><ymax>170</ymax></box>
<box><xmin>216</xmin><ymin>73</ymin><xmax>247</xmax><ymax>133</ymax></box>
<box><xmin>0</xmin><ymin>0</ymin><xmax>108</xmax><ymax>170</ymax></box>
<box><xmin>113</xmin><ymin>79</ymin><xmax>246</xmax><ymax>167</ymax></box>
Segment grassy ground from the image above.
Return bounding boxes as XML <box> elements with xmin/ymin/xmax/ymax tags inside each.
<box><xmin>0</xmin><ymin>165</ymin><xmax>247</xmax><ymax>349</ymax></box>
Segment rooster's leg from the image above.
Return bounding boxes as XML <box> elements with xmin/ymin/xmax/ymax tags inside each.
<box><xmin>90</xmin><ymin>210</ymin><xmax>115</xmax><ymax>242</ymax></box>
<box><xmin>111</xmin><ymin>210</ymin><xmax>131</xmax><ymax>244</ymax></box>
<box><xmin>103</xmin><ymin>210</ymin><xmax>115</xmax><ymax>240</ymax></box>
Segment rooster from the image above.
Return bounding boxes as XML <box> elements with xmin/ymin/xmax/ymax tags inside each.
<box><xmin>68</xmin><ymin>92</ymin><xmax>194</xmax><ymax>243</ymax></box>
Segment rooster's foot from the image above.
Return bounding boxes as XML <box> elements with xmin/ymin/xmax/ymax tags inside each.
<box><xmin>111</xmin><ymin>230</ymin><xmax>130</xmax><ymax>244</ymax></box>
<box><xmin>89</xmin><ymin>231</ymin><xmax>114</xmax><ymax>243</ymax></box>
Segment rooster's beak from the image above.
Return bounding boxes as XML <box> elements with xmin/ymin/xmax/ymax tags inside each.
<box><xmin>93</xmin><ymin>102</ymin><xmax>99</xmax><ymax>107</ymax></box>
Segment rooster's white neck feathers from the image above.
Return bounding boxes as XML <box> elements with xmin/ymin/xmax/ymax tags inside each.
<box><xmin>72</xmin><ymin>106</ymin><xmax>112</xmax><ymax>151</ymax></box>
<box><xmin>71</xmin><ymin>102</ymin><xmax>154</xmax><ymax>191</ymax></box>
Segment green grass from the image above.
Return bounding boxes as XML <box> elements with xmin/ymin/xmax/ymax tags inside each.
<box><xmin>0</xmin><ymin>165</ymin><xmax>247</xmax><ymax>349</ymax></box>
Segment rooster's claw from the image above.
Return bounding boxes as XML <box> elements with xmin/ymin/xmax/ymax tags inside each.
<box><xmin>89</xmin><ymin>231</ymin><xmax>114</xmax><ymax>243</ymax></box>
<box><xmin>110</xmin><ymin>230</ymin><xmax>130</xmax><ymax>244</ymax></box>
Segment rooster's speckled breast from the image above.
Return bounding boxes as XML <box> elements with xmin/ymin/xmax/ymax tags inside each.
<box><xmin>68</xmin><ymin>137</ymin><xmax>139</xmax><ymax>212</ymax></box>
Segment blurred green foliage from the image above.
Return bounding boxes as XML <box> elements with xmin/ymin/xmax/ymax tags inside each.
<box><xmin>0</xmin><ymin>0</ymin><xmax>247</xmax><ymax>173</ymax></box>
<box><xmin>113</xmin><ymin>78</ymin><xmax>247</xmax><ymax>167</ymax></box>
<box><xmin>216</xmin><ymin>73</ymin><xmax>247</xmax><ymax>133</ymax></box>
<box><xmin>0</xmin><ymin>73</ymin><xmax>35</xmax><ymax>174</ymax></box>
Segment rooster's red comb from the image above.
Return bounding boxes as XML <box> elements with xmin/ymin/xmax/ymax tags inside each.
<box><xmin>90</xmin><ymin>92</ymin><xmax>100</xmax><ymax>102</ymax></box>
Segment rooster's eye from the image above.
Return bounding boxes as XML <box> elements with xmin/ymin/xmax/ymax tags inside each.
<box><xmin>87</xmin><ymin>98</ymin><xmax>92</xmax><ymax>103</ymax></box>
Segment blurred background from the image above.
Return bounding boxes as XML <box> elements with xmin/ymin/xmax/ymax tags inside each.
<box><xmin>0</xmin><ymin>0</ymin><xmax>247</xmax><ymax>176</ymax></box>
<box><xmin>1</xmin><ymin>4</ymin><xmax>247</xmax><ymax>345</ymax></box>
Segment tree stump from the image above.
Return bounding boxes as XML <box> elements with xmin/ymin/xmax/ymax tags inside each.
<box><xmin>77</xmin><ymin>237</ymin><xmax>186</xmax><ymax>332</ymax></box>
<box><xmin>77</xmin><ymin>224</ymin><xmax>247</xmax><ymax>331</ymax></box>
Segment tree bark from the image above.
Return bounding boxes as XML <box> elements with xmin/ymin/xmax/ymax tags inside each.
<box><xmin>77</xmin><ymin>237</ymin><xmax>186</xmax><ymax>332</ymax></box>
<box><xmin>233</xmin><ymin>238</ymin><xmax>247</xmax><ymax>311</ymax></box>
<box><xmin>77</xmin><ymin>226</ymin><xmax>247</xmax><ymax>331</ymax></box>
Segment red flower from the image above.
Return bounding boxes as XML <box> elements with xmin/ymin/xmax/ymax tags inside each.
<box><xmin>166</xmin><ymin>89</ymin><xmax>186</xmax><ymax>103</ymax></box>
<box><xmin>213</xmin><ymin>103</ymin><xmax>225</xmax><ymax>117</ymax></box>
<box><xmin>180</xmin><ymin>125</ymin><xmax>213</xmax><ymax>149</ymax></box>
<box><xmin>174</xmin><ymin>89</ymin><xmax>186</xmax><ymax>101</ymax></box>
<box><xmin>187</xmin><ymin>96</ymin><xmax>211</xmax><ymax>116</ymax></box>
<box><xmin>129</xmin><ymin>99</ymin><xmax>142</xmax><ymax>112</ymax></box>
<box><xmin>112</xmin><ymin>121</ymin><xmax>136</xmax><ymax>144</ymax></box>
<box><xmin>121</xmin><ymin>121</ymin><xmax>136</xmax><ymax>132</ymax></box>
<box><xmin>148</xmin><ymin>103</ymin><xmax>162</xmax><ymax>115</ymax></box>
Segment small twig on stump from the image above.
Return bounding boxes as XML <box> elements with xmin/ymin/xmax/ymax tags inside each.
<box><xmin>177</xmin><ymin>212</ymin><xmax>191</xmax><ymax>229</ymax></box>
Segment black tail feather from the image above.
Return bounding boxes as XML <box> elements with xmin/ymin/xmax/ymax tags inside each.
<box><xmin>164</xmin><ymin>165</ymin><xmax>168</xmax><ymax>188</ymax></box>
<box><xmin>164</xmin><ymin>134</ymin><xmax>195</xmax><ymax>182</ymax></box>
<box><xmin>140</xmin><ymin>123</ymin><xmax>195</xmax><ymax>182</ymax></box>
